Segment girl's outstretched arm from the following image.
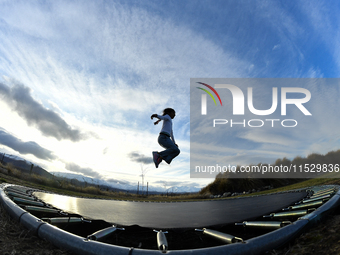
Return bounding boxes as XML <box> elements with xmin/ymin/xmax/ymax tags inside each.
<box><xmin>151</xmin><ymin>113</ymin><xmax>159</xmax><ymax>119</ymax></box>
<box><xmin>151</xmin><ymin>114</ymin><xmax>161</xmax><ymax>125</ymax></box>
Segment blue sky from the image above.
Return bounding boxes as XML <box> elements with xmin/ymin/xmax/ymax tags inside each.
<box><xmin>0</xmin><ymin>0</ymin><xmax>339</xmax><ymax>191</ymax></box>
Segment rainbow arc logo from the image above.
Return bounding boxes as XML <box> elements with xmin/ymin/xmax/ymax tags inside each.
<box><xmin>196</xmin><ymin>82</ymin><xmax>223</xmax><ymax>106</ymax></box>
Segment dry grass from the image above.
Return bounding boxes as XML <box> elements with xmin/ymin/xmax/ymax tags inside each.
<box><xmin>0</xmin><ymin>204</ymin><xmax>73</xmax><ymax>255</ymax></box>
<box><xmin>6</xmin><ymin>163</ymin><xmax>21</xmax><ymax>177</ymax></box>
<box><xmin>269</xmin><ymin>212</ymin><xmax>340</xmax><ymax>255</ymax></box>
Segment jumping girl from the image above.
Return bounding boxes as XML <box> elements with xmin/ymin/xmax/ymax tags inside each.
<box><xmin>151</xmin><ymin>108</ymin><xmax>180</xmax><ymax>168</ymax></box>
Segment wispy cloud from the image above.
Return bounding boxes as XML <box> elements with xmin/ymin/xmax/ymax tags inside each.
<box><xmin>128</xmin><ymin>151</ymin><xmax>153</xmax><ymax>165</ymax></box>
<box><xmin>105</xmin><ymin>178</ymin><xmax>130</xmax><ymax>185</ymax></box>
<box><xmin>0</xmin><ymin>128</ymin><xmax>56</xmax><ymax>160</ymax></box>
<box><xmin>0</xmin><ymin>81</ymin><xmax>90</xmax><ymax>142</ymax></box>
<box><xmin>64</xmin><ymin>162</ymin><xmax>102</xmax><ymax>179</ymax></box>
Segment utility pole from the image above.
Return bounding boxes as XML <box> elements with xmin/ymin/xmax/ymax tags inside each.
<box><xmin>140</xmin><ymin>164</ymin><xmax>150</xmax><ymax>195</ymax></box>
<box><xmin>1</xmin><ymin>153</ymin><xmax>5</xmax><ymax>164</ymax></box>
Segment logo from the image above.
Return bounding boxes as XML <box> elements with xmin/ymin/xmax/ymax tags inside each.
<box><xmin>196</xmin><ymin>81</ymin><xmax>312</xmax><ymax>128</ymax></box>
<box><xmin>196</xmin><ymin>82</ymin><xmax>222</xmax><ymax>115</ymax></box>
<box><xmin>198</xmin><ymin>83</ymin><xmax>311</xmax><ymax>116</ymax></box>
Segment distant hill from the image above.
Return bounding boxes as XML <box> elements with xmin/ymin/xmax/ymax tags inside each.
<box><xmin>0</xmin><ymin>153</ymin><xmax>53</xmax><ymax>179</ymax></box>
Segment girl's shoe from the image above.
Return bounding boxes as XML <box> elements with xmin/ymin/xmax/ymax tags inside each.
<box><xmin>152</xmin><ymin>151</ymin><xmax>162</xmax><ymax>168</ymax></box>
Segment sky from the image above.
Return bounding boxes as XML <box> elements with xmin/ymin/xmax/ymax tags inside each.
<box><xmin>0</xmin><ymin>0</ymin><xmax>339</xmax><ymax>192</ymax></box>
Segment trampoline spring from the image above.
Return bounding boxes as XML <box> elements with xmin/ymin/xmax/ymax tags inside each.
<box><xmin>195</xmin><ymin>228</ymin><xmax>244</xmax><ymax>244</ymax></box>
<box><xmin>41</xmin><ymin>217</ymin><xmax>90</xmax><ymax>225</ymax></box>
<box><xmin>87</xmin><ymin>225</ymin><xmax>125</xmax><ymax>241</ymax></box>
<box><xmin>283</xmin><ymin>199</ymin><xmax>327</xmax><ymax>211</ymax></box>
<box><xmin>154</xmin><ymin>230</ymin><xmax>168</xmax><ymax>252</ymax></box>
<box><xmin>6</xmin><ymin>191</ymin><xmax>36</xmax><ymax>200</ymax></box>
<box><xmin>235</xmin><ymin>221</ymin><xmax>291</xmax><ymax>229</ymax></box>
<box><xmin>311</xmin><ymin>189</ymin><xmax>334</xmax><ymax>196</ymax></box>
<box><xmin>313</xmin><ymin>188</ymin><xmax>336</xmax><ymax>196</ymax></box>
<box><xmin>81</xmin><ymin>217</ymin><xmax>92</xmax><ymax>223</ymax></box>
<box><xmin>306</xmin><ymin>189</ymin><xmax>334</xmax><ymax>198</ymax></box>
<box><xmin>5</xmin><ymin>187</ymin><xmax>29</xmax><ymax>195</ymax></box>
<box><xmin>12</xmin><ymin>197</ymin><xmax>45</xmax><ymax>207</ymax></box>
<box><xmin>23</xmin><ymin>206</ymin><xmax>61</xmax><ymax>214</ymax></box>
<box><xmin>263</xmin><ymin>208</ymin><xmax>315</xmax><ymax>219</ymax></box>
<box><xmin>300</xmin><ymin>194</ymin><xmax>332</xmax><ymax>204</ymax></box>
<box><xmin>308</xmin><ymin>191</ymin><xmax>335</xmax><ymax>199</ymax></box>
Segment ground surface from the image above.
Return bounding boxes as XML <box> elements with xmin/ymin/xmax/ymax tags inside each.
<box><xmin>0</xmin><ymin>204</ymin><xmax>73</xmax><ymax>255</ymax></box>
<box><xmin>269</xmin><ymin>212</ymin><xmax>340</xmax><ymax>255</ymax></box>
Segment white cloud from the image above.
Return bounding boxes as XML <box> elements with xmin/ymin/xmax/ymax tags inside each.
<box><xmin>239</xmin><ymin>130</ymin><xmax>298</xmax><ymax>147</ymax></box>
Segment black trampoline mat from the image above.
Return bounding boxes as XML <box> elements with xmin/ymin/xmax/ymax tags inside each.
<box><xmin>35</xmin><ymin>191</ymin><xmax>307</xmax><ymax>229</ymax></box>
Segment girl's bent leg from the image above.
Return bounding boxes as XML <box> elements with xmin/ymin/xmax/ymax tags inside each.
<box><xmin>158</xmin><ymin>135</ymin><xmax>180</xmax><ymax>164</ymax></box>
